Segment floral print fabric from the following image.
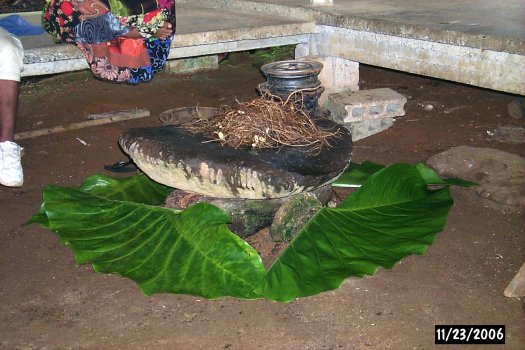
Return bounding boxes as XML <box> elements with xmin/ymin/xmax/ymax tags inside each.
<box><xmin>42</xmin><ymin>0</ymin><xmax>176</xmax><ymax>84</ymax></box>
<box><xmin>73</xmin><ymin>12</ymin><xmax>131</xmax><ymax>44</ymax></box>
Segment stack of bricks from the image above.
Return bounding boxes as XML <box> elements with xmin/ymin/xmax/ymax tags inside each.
<box><xmin>325</xmin><ymin>88</ymin><xmax>408</xmax><ymax>141</ymax></box>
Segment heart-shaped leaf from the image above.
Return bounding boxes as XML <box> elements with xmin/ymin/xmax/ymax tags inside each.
<box><xmin>30</xmin><ymin>163</ymin><xmax>471</xmax><ymax>301</ymax></box>
<box><xmin>259</xmin><ymin>164</ymin><xmax>455</xmax><ymax>302</ymax></box>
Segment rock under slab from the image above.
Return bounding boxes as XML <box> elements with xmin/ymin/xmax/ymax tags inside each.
<box><xmin>426</xmin><ymin>146</ymin><xmax>525</xmax><ymax>208</ymax></box>
<box><xmin>270</xmin><ymin>192</ymin><xmax>323</xmax><ymax>242</ymax></box>
<box><xmin>164</xmin><ymin>185</ymin><xmax>332</xmax><ymax>237</ymax></box>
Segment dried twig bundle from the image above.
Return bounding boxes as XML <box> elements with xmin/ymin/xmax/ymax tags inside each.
<box><xmin>180</xmin><ymin>96</ymin><xmax>341</xmax><ymax>156</ymax></box>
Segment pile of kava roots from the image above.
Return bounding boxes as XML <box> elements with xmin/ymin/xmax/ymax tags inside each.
<box><xmin>181</xmin><ymin>95</ymin><xmax>340</xmax><ymax>156</ymax></box>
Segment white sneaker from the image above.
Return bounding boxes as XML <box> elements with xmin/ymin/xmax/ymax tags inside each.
<box><xmin>0</xmin><ymin>141</ymin><xmax>24</xmax><ymax>187</ymax></box>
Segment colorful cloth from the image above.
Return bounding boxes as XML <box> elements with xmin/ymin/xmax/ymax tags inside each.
<box><xmin>42</xmin><ymin>0</ymin><xmax>176</xmax><ymax>84</ymax></box>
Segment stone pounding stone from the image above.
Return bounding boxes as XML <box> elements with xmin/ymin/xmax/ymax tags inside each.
<box><xmin>164</xmin><ymin>185</ymin><xmax>333</xmax><ymax>237</ymax></box>
<box><xmin>426</xmin><ymin>146</ymin><xmax>525</xmax><ymax>208</ymax></box>
<box><xmin>119</xmin><ymin>119</ymin><xmax>352</xmax><ymax>199</ymax></box>
<box><xmin>270</xmin><ymin>192</ymin><xmax>323</xmax><ymax>242</ymax></box>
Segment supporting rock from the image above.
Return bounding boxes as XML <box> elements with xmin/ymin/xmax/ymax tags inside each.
<box><xmin>164</xmin><ymin>185</ymin><xmax>333</xmax><ymax>238</ymax></box>
<box><xmin>270</xmin><ymin>192</ymin><xmax>323</xmax><ymax>242</ymax></box>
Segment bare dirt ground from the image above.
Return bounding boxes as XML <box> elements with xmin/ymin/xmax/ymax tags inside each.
<box><xmin>0</xmin><ymin>49</ymin><xmax>524</xmax><ymax>349</ymax></box>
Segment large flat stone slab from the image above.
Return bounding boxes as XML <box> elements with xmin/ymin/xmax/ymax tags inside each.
<box><xmin>119</xmin><ymin>118</ymin><xmax>352</xmax><ymax>199</ymax></box>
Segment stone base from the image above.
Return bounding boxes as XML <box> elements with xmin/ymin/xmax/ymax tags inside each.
<box><xmin>270</xmin><ymin>192</ymin><xmax>322</xmax><ymax>242</ymax></box>
<box><xmin>165</xmin><ymin>185</ymin><xmax>333</xmax><ymax>238</ymax></box>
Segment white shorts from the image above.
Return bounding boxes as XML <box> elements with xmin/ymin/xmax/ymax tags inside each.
<box><xmin>0</xmin><ymin>27</ymin><xmax>24</xmax><ymax>82</ymax></box>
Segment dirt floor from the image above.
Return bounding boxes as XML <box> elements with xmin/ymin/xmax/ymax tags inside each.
<box><xmin>0</xmin><ymin>49</ymin><xmax>524</xmax><ymax>349</ymax></box>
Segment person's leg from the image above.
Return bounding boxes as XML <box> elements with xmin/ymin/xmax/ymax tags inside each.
<box><xmin>0</xmin><ymin>28</ymin><xmax>24</xmax><ymax>187</ymax></box>
<box><xmin>0</xmin><ymin>79</ymin><xmax>19</xmax><ymax>142</ymax></box>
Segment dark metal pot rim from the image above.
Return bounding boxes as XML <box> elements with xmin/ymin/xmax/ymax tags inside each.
<box><xmin>261</xmin><ymin>60</ymin><xmax>323</xmax><ymax>78</ymax></box>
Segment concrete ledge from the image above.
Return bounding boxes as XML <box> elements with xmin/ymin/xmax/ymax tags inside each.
<box><xmin>189</xmin><ymin>0</ymin><xmax>525</xmax><ymax>95</ymax></box>
<box><xmin>190</xmin><ymin>0</ymin><xmax>525</xmax><ymax>55</ymax></box>
<box><xmin>169</xmin><ymin>32</ymin><xmax>311</xmax><ymax>59</ymax></box>
<box><xmin>310</xmin><ymin>26</ymin><xmax>525</xmax><ymax>95</ymax></box>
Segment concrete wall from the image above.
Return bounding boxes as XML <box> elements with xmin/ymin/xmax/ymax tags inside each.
<box><xmin>306</xmin><ymin>25</ymin><xmax>525</xmax><ymax>95</ymax></box>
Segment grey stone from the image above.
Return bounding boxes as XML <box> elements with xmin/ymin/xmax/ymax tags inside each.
<box><xmin>119</xmin><ymin>108</ymin><xmax>352</xmax><ymax>199</ymax></box>
<box><xmin>165</xmin><ymin>190</ymin><xmax>284</xmax><ymax>237</ymax></box>
<box><xmin>504</xmin><ymin>262</ymin><xmax>525</xmax><ymax>298</ymax></box>
<box><xmin>491</xmin><ymin>125</ymin><xmax>525</xmax><ymax>144</ymax></box>
<box><xmin>507</xmin><ymin>98</ymin><xmax>525</xmax><ymax>119</ymax></box>
<box><xmin>163</xmin><ymin>55</ymin><xmax>219</xmax><ymax>74</ymax></box>
<box><xmin>427</xmin><ymin>146</ymin><xmax>525</xmax><ymax>208</ymax></box>
<box><xmin>270</xmin><ymin>192</ymin><xmax>323</xmax><ymax>242</ymax></box>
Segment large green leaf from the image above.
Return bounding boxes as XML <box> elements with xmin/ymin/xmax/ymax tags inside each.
<box><xmin>40</xmin><ymin>185</ymin><xmax>265</xmax><ymax>299</ymax></box>
<box><xmin>332</xmin><ymin>161</ymin><xmax>385</xmax><ymax>187</ymax></box>
<box><xmin>27</xmin><ymin>173</ymin><xmax>172</xmax><ymax>228</ymax></box>
<box><xmin>259</xmin><ymin>164</ymin><xmax>455</xmax><ymax>302</ymax></box>
<box><xmin>76</xmin><ymin>173</ymin><xmax>174</xmax><ymax>203</ymax></box>
<box><xmin>332</xmin><ymin>161</ymin><xmax>478</xmax><ymax>188</ymax></box>
<box><xmin>414</xmin><ymin>163</ymin><xmax>478</xmax><ymax>187</ymax></box>
<box><xmin>31</xmin><ymin>163</ymin><xmax>470</xmax><ymax>302</ymax></box>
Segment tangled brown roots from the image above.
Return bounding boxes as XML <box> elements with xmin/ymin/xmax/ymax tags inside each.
<box><xmin>180</xmin><ymin>96</ymin><xmax>341</xmax><ymax>156</ymax></box>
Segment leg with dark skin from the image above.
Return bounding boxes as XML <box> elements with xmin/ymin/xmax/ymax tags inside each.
<box><xmin>0</xmin><ymin>79</ymin><xmax>19</xmax><ymax>142</ymax></box>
